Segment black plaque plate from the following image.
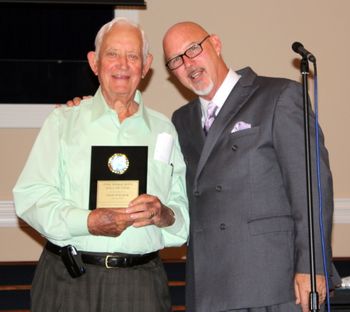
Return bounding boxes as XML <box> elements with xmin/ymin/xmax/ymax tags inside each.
<box><xmin>89</xmin><ymin>146</ymin><xmax>147</xmax><ymax>210</ymax></box>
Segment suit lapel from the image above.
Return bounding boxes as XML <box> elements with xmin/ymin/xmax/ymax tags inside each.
<box><xmin>186</xmin><ymin>99</ymin><xmax>206</xmax><ymax>153</ymax></box>
<box><xmin>194</xmin><ymin>67</ymin><xmax>259</xmax><ymax>182</ymax></box>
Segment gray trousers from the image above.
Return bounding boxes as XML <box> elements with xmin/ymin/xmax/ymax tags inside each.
<box><xmin>31</xmin><ymin>248</ymin><xmax>171</xmax><ymax>312</ymax></box>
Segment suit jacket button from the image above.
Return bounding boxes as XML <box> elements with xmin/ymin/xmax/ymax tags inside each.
<box><xmin>220</xmin><ymin>223</ymin><xmax>226</xmax><ymax>230</ymax></box>
<box><xmin>232</xmin><ymin>144</ymin><xmax>238</xmax><ymax>151</ymax></box>
<box><xmin>194</xmin><ymin>191</ymin><xmax>200</xmax><ymax>197</ymax></box>
<box><xmin>216</xmin><ymin>185</ymin><xmax>222</xmax><ymax>192</ymax></box>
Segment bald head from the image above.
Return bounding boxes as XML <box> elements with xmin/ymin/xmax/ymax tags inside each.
<box><xmin>163</xmin><ymin>22</ymin><xmax>207</xmax><ymax>45</ymax></box>
<box><xmin>162</xmin><ymin>21</ymin><xmax>229</xmax><ymax>100</ymax></box>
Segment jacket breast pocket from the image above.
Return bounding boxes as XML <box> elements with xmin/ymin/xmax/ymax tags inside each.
<box><xmin>230</xmin><ymin>126</ymin><xmax>259</xmax><ymax>140</ymax></box>
<box><xmin>227</xmin><ymin>126</ymin><xmax>260</xmax><ymax>154</ymax></box>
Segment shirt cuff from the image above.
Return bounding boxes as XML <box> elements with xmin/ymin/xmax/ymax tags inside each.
<box><xmin>66</xmin><ymin>208</ymin><xmax>91</xmax><ymax>237</ymax></box>
<box><xmin>163</xmin><ymin>206</ymin><xmax>186</xmax><ymax>235</ymax></box>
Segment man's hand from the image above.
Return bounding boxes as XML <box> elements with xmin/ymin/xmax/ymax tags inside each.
<box><xmin>88</xmin><ymin>208</ymin><xmax>134</xmax><ymax>237</ymax></box>
<box><xmin>294</xmin><ymin>273</ymin><xmax>326</xmax><ymax>312</ymax></box>
<box><xmin>66</xmin><ymin>95</ymin><xmax>92</xmax><ymax>107</ymax></box>
<box><xmin>126</xmin><ymin>194</ymin><xmax>175</xmax><ymax>228</ymax></box>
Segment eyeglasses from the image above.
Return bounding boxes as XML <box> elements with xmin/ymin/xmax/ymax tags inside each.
<box><xmin>166</xmin><ymin>35</ymin><xmax>211</xmax><ymax>70</ymax></box>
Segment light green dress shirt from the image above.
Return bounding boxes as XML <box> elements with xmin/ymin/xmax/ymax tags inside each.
<box><xmin>13</xmin><ymin>88</ymin><xmax>189</xmax><ymax>254</ymax></box>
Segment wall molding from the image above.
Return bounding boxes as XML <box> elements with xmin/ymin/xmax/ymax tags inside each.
<box><xmin>0</xmin><ymin>201</ymin><xmax>24</xmax><ymax>227</ymax></box>
<box><xmin>333</xmin><ymin>198</ymin><xmax>350</xmax><ymax>224</ymax></box>
<box><xmin>0</xmin><ymin>104</ymin><xmax>55</xmax><ymax>128</ymax></box>
<box><xmin>1</xmin><ymin>199</ymin><xmax>350</xmax><ymax>228</ymax></box>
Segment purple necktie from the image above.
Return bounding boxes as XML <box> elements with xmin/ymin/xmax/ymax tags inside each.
<box><xmin>204</xmin><ymin>102</ymin><xmax>217</xmax><ymax>134</ymax></box>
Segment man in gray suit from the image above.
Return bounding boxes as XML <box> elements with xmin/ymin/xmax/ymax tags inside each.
<box><xmin>163</xmin><ymin>21</ymin><xmax>336</xmax><ymax>312</ymax></box>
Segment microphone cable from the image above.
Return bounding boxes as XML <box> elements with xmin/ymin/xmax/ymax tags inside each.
<box><xmin>312</xmin><ymin>61</ymin><xmax>331</xmax><ymax>312</ymax></box>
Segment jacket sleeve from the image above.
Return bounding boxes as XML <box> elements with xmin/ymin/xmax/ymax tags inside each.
<box><xmin>272</xmin><ymin>80</ymin><xmax>334</xmax><ymax>276</ymax></box>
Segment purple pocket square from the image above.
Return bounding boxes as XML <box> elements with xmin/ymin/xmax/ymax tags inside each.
<box><xmin>231</xmin><ymin>121</ymin><xmax>251</xmax><ymax>133</ymax></box>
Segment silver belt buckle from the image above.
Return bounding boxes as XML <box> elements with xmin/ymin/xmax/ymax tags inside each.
<box><xmin>104</xmin><ymin>255</ymin><xmax>114</xmax><ymax>269</ymax></box>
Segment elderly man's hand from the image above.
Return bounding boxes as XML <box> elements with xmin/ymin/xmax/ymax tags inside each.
<box><xmin>294</xmin><ymin>273</ymin><xmax>326</xmax><ymax>312</ymax></box>
<box><xmin>126</xmin><ymin>194</ymin><xmax>175</xmax><ymax>228</ymax></box>
<box><xmin>87</xmin><ymin>208</ymin><xmax>134</xmax><ymax>237</ymax></box>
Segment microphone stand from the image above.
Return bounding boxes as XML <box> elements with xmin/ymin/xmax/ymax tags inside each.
<box><xmin>299</xmin><ymin>57</ymin><xmax>319</xmax><ymax>312</ymax></box>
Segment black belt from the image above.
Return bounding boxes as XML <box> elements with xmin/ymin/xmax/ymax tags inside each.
<box><xmin>46</xmin><ymin>241</ymin><xmax>158</xmax><ymax>269</ymax></box>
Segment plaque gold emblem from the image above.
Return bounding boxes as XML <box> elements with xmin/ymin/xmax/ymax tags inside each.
<box><xmin>107</xmin><ymin>153</ymin><xmax>129</xmax><ymax>175</ymax></box>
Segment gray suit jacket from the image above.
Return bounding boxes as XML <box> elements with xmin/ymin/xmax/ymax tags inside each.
<box><xmin>172</xmin><ymin>67</ymin><xmax>334</xmax><ymax>311</ymax></box>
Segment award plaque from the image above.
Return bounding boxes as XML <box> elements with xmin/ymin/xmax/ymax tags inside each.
<box><xmin>89</xmin><ymin>146</ymin><xmax>148</xmax><ymax>210</ymax></box>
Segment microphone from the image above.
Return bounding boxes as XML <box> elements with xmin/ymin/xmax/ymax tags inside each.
<box><xmin>292</xmin><ymin>42</ymin><xmax>316</xmax><ymax>62</ymax></box>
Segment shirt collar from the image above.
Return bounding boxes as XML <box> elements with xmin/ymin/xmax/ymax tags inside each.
<box><xmin>200</xmin><ymin>69</ymin><xmax>241</xmax><ymax>119</ymax></box>
<box><xmin>90</xmin><ymin>87</ymin><xmax>151</xmax><ymax>131</ymax></box>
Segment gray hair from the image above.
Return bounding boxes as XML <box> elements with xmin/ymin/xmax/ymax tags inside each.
<box><xmin>94</xmin><ymin>17</ymin><xmax>150</xmax><ymax>63</ymax></box>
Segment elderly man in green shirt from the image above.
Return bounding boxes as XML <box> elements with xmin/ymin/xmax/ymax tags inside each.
<box><xmin>13</xmin><ymin>17</ymin><xmax>189</xmax><ymax>312</ymax></box>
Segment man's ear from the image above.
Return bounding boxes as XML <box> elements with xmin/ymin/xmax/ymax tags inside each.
<box><xmin>142</xmin><ymin>53</ymin><xmax>153</xmax><ymax>78</ymax></box>
<box><xmin>87</xmin><ymin>51</ymin><xmax>98</xmax><ymax>76</ymax></box>
<box><xmin>208</xmin><ymin>34</ymin><xmax>222</xmax><ymax>57</ymax></box>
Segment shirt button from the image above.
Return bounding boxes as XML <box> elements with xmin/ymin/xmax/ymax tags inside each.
<box><xmin>194</xmin><ymin>191</ymin><xmax>200</xmax><ymax>197</ymax></box>
<box><xmin>232</xmin><ymin>144</ymin><xmax>238</xmax><ymax>151</ymax></box>
<box><xmin>216</xmin><ymin>185</ymin><xmax>222</xmax><ymax>192</ymax></box>
<box><xmin>220</xmin><ymin>223</ymin><xmax>226</xmax><ymax>230</ymax></box>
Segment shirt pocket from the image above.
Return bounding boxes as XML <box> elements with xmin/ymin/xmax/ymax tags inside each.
<box><xmin>148</xmin><ymin>160</ymin><xmax>173</xmax><ymax>203</ymax></box>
